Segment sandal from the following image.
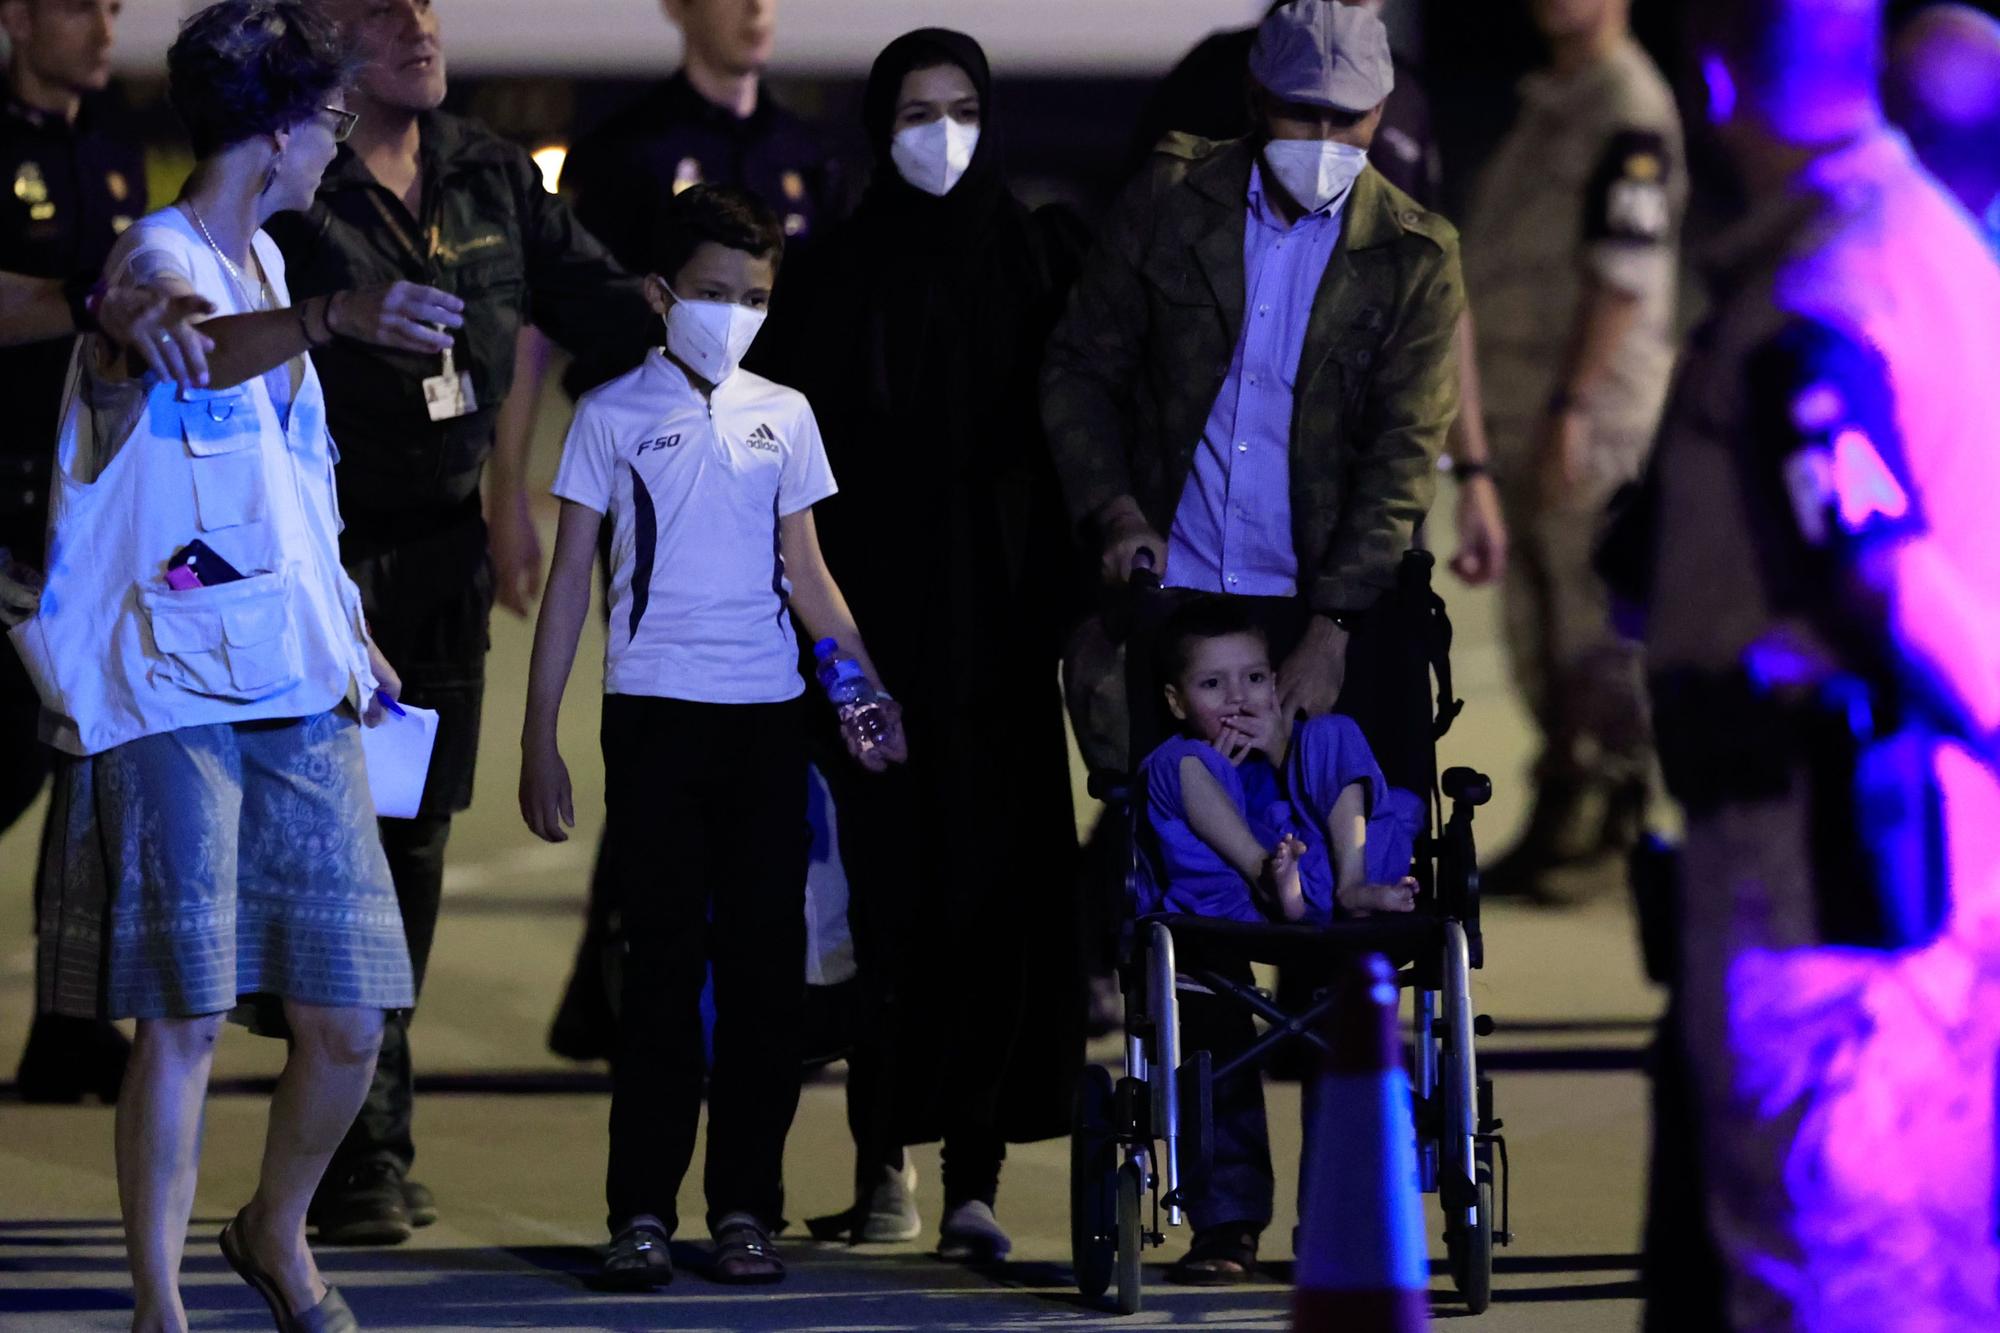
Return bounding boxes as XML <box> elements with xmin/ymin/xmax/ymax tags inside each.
<box><xmin>219</xmin><ymin>1210</ymin><xmax>360</xmax><ymax>1331</ymax></box>
<box><xmin>1167</xmin><ymin>1224</ymin><xmax>1262</xmax><ymax>1287</ymax></box>
<box><xmin>709</xmin><ymin>1213</ymin><xmax>785</xmax><ymax>1285</ymax></box>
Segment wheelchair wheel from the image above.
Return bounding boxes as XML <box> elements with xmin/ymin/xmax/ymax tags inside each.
<box><xmin>1448</xmin><ymin>1140</ymin><xmax>1496</xmax><ymax>1314</ymax></box>
<box><xmin>1115</xmin><ymin>1157</ymin><xmax>1145</xmax><ymax>1315</ymax></box>
<box><xmin>1071</xmin><ymin>1065</ymin><xmax>1118</xmax><ymax>1301</ymax></box>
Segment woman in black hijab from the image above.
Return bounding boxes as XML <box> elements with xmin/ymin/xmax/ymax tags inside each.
<box><xmin>760</xmin><ymin>28</ymin><xmax>1086</xmax><ymax>1261</ymax></box>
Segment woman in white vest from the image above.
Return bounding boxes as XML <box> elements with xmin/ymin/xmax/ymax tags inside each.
<box><xmin>7</xmin><ymin>5</ymin><xmax>467</xmax><ymax>1330</ymax></box>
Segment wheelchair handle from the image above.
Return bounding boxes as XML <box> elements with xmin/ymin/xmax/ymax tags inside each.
<box><xmin>1130</xmin><ymin>545</ymin><xmax>1162</xmax><ymax>594</ymax></box>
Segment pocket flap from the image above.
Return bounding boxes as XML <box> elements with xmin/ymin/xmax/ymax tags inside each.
<box><xmin>176</xmin><ymin>388</ymin><xmax>256</xmax><ymax>457</ymax></box>
<box><xmin>147</xmin><ymin>602</ymin><xmax>225</xmax><ymax>654</ymax></box>
<box><xmin>220</xmin><ymin>596</ymin><xmax>285</xmax><ymax>647</ymax></box>
<box><xmin>141</xmin><ymin>568</ymin><xmax>286</xmax><ymax>654</ymax></box>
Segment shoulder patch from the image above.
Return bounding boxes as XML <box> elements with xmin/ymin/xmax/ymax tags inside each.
<box><xmin>1392</xmin><ymin>202</ymin><xmax>1457</xmax><ymax>251</ymax></box>
<box><xmin>1745</xmin><ymin>318</ymin><xmax>1924</xmax><ymax>553</ymax></box>
<box><xmin>1151</xmin><ymin>131</ymin><xmax>1220</xmax><ymax>162</ymax></box>
<box><xmin>1584</xmin><ymin>128</ymin><xmax>1675</xmax><ymax>246</ymax></box>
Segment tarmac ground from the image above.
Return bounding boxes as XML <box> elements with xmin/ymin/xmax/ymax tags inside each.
<box><xmin>0</xmin><ymin>394</ymin><xmax>1661</xmax><ymax>1331</ymax></box>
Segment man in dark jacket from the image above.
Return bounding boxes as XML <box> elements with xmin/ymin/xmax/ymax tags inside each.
<box><xmin>271</xmin><ymin>0</ymin><xmax>651</xmax><ymax>1245</ymax></box>
<box><xmin>1046</xmin><ymin>0</ymin><xmax>1462</xmax><ymax>714</ymax></box>
<box><xmin>1043</xmin><ymin>1</ymin><xmax>1462</xmax><ymax>1280</ymax></box>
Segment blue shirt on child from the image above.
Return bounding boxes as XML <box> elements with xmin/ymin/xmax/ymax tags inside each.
<box><xmin>1136</xmin><ymin>713</ymin><xmax>1422</xmax><ymax>924</ymax></box>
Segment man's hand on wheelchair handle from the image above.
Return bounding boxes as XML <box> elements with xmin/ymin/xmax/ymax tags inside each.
<box><xmin>1096</xmin><ymin>495</ymin><xmax>1167</xmax><ymax>586</ymax></box>
<box><xmin>1278</xmin><ymin>614</ymin><xmax>1350</xmax><ymax>719</ymax></box>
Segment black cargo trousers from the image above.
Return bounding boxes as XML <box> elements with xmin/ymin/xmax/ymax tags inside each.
<box><xmin>328</xmin><ymin>494</ymin><xmax>492</xmax><ymax>1180</ymax></box>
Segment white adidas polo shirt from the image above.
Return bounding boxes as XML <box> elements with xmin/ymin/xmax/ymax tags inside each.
<box><xmin>552</xmin><ymin>348</ymin><xmax>837</xmax><ymax>704</ymax></box>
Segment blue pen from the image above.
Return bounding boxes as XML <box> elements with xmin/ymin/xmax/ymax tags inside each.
<box><xmin>376</xmin><ymin>689</ymin><xmax>406</xmax><ymax>718</ymax></box>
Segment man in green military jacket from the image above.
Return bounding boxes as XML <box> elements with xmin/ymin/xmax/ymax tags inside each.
<box><xmin>1042</xmin><ymin>0</ymin><xmax>1462</xmax><ymax>1281</ymax></box>
<box><xmin>1043</xmin><ymin>0</ymin><xmax>1462</xmax><ymax>727</ymax></box>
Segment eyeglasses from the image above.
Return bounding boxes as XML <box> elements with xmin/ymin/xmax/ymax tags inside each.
<box><xmin>323</xmin><ymin>106</ymin><xmax>358</xmax><ymax>143</ymax></box>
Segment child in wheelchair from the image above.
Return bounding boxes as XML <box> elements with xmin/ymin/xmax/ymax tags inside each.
<box><xmin>1132</xmin><ymin>594</ymin><xmax>1428</xmax><ymax>1284</ymax></box>
<box><xmin>1137</xmin><ymin>595</ymin><xmax>1424</xmax><ymax>926</ymax></box>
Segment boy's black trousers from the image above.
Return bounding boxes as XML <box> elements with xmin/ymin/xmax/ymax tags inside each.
<box><xmin>599</xmin><ymin>693</ymin><xmax>810</xmax><ymax>1238</ymax></box>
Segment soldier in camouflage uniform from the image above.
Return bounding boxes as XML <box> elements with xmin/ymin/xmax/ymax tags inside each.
<box><xmin>1463</xmin><ymin>0</ymin><xmax>1684</xmax><ymax>903</ymax></box>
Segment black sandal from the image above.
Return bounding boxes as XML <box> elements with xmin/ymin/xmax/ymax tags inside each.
<box><xmin>709</xmin><ymin>1214</ymin><xmax>785</xmax><ymax>1285</ymax></box>
<box><xmin>219</xmin><ymin>1210</ymin><xmax>359</xmax><ymax>1331</ymax></box>
<box><xmin>1167</xmin><ymin>1224</ymin><xmax>1262</xmax><ymax>1287</ymax></box>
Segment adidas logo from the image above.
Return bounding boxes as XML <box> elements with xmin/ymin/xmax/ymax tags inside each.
<box><xmin>745</xmin><ymin>423</ymin><xmax>781</xmax><ymax>453</ymax></box>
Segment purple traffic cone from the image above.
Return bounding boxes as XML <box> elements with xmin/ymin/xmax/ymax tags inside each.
<box><xmin>1293</xmin><ymin>953</ymin><xmax>1429</xmax><ymax>1332</ymax></box>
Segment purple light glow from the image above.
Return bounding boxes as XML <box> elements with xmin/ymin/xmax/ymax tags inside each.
<box><xmin>1703</xmin><ymin>52</ymin><xmax>1738</xmax><ymax>125</ymax></box>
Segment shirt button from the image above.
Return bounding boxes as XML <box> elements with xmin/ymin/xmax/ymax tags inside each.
<box><xmin>1248</xmin><ymin>374</ymin><xmax>1258</xmax><ymax>385</ymax></box>
<box><xmin>1237</xmin><ymin>442</ymin><xmax>1248</xmax><ymax>453</ymax></box>
<box><xmin>1227</xmin><ymin>574</ymin><xmax>1240</xmax><ymax>586</ymax></box>
<box><xmin>1259</xmin><ymin>304</ymin><xmax>1270</xmax><ymax>315</ymax></box>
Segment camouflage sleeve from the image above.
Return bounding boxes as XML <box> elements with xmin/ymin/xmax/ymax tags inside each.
<box><xmin>1310</xmin><ymin>235</ymin><xmax>1464</xmax><ymax>615</ymax></box>
<box><xmin>1039</xmin><ymin>164</ymin><xmax>1159</xmax><ymax>533</ymax></box>
<box><xmin>1581</xmin><ymin>127</ymin><xmax>1677</xmax><ymax>298</ymax></box>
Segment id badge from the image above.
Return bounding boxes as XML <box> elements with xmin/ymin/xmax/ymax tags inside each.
<box><xmin>422</xmin><ymin>344</ymin><xmax>478</xmax><ymax>422</ymax></box>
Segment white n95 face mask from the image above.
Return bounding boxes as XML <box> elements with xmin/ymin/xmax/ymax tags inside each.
<box><xmin>890</xmin><ymin>117</ymin><xmax>980</xmax><ymax>197</ymax></box>
<box><xmin>662</xmin><ymin>290</ymin><xmax>766</xmax><ymax>384</ymax></box>
<box><xmin>1262</xmin><ymin>138</ymin><xmax>1370</xmax><ymax>214</ymax></box>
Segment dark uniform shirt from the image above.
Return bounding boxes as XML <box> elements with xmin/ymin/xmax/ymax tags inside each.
<box><xmin>0</xmin><ymin>85</ymin><xmax>143</xmax><ymax>543</ymax></box>
<box><xmin>266</xmin><ymin>110</ymin><xmax>652</xmax><ymax>518</ymax></box>
<box><xmin>557</xmin><ymin>72</ymin><xmax>834</xmax><ymax>396</ymax></box>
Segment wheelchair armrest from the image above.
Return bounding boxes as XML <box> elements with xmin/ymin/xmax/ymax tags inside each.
<box><xmin>1442</xmin><ymin>766</ymin><xmax>1492</xmax><ymax>809</ymax></box>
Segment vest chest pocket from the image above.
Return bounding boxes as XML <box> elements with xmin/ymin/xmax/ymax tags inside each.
<box><xmin>178</xmin><ymin>389</ymin><xmax>267</xmax><ymax>532</ymax></box>
<box><xmin>139</xmin><ymin>569</ymin><xmax>303</xmax><ymax>701</ymax></box>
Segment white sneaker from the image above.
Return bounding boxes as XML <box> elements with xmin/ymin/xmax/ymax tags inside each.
<box><xmin>858</xmin><ymin>1159</ymin><xmax>922</xmax><ymax>1243</ymax></box>
<box><xmin>937</xmin><ymin>1199</ymin><xmax>1012</xmax><ymax>1263</ymax></box>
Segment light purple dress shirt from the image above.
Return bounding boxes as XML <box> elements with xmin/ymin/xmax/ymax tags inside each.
<box><xmin>1166</xmin><ymin>164</ymin><xmax>1347</xmax><ymax>597</ymax></box>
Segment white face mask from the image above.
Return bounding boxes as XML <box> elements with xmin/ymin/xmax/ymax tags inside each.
<box><xmin>1261</xmin><ymin>138</ymin><xmax>1371</xmax><ymax>214</ymax></box>
<box><xmin>662</xmin><ymin>287</ymin><xmax>766</xmax><ymax>384</ymax></box>
<box><xmin>890</xmin><ymin>117</ymin><xmax>980</xmax><ymax>197</ymax></box>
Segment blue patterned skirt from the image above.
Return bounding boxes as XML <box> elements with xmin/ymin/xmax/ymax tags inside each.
<box><xmin>37</xmin><ymin>710</ymin><xmax>414</xmax><ymax>1033</ymax></box>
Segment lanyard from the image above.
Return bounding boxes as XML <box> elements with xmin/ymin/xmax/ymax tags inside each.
<box><xmin>362</xmin><ymin>187</ymin><xmax>442</xmax><ymax>284</ymax></box>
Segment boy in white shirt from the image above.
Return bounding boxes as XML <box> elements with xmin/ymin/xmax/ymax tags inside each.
<box><xmin>520</xmin><ymin>184</ymin><xmax>904</xmax><ymax>1290</ymax></box>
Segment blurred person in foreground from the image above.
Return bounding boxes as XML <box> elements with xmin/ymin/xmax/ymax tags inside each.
<box><xmin>1042</xmin><ymin>0</ymin><xmax>1462</xmax><ymax>1280</ymax></box>
<box><xmin>0</xmin><ymin>0</ymin><xmax>146</xmax><ymax>1102</ymax></box>
<box><xmin>1463</xmin><ymin>0</ymin><xmax>1684</xmax><ymax>905</ymax></box>
<box><xmin>261</xmin><ymin>0</ymin><xmax>652</xmax><ymax>1245</ymax></box>
<box><xmin>758</xmin><ymin>27</ymin><xmax>1085</xmax><ymax>1260</ymax></box>
<box><xmin>1884</xmin><ymin>3</ymin><xmax>2000</xmax><ymax>252</ymax></box>
<box><xmin>543</xmin><ymin>0</ymin><xmax>842</xmax><ymax>1066</ymax></box>
<box><xmin>1622</xmin><ymin>0</ymin><xmax>2000</xmax><ymax>1323</ymax></box>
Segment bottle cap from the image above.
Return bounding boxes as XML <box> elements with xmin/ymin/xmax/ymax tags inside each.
<box><xmin>812</xmin><ymin>637</ymin><xmax>839</xmax><ymax>661</ymax></box>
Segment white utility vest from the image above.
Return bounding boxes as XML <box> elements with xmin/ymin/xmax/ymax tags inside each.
<box><xmin>7</xmin><ymin>209</ymin><xmax>376</xmax><ymax>756</ymax></box>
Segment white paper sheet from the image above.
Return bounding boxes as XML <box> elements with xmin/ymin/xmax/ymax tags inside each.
<box><xmin>359</xmin><ymin>703</ymin><xmax>440</xmax><ymax>820</ymax></box>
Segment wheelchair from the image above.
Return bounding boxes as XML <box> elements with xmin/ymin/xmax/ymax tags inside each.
<box><xmin>1068</xmin><ymin>550</ymin><xmax>1512</xmax><ymax>1315</ymax></box>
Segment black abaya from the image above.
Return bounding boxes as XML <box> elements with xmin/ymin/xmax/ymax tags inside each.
<box><xmin>758</xmin><ymin>29</ymin><xmax>1087</xmax><ymax>1179</ymax></box>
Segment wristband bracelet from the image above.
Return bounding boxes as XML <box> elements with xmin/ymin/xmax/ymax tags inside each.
<box><xmin>1448</xmin><ymin>459</ymin><xmax>1492</xmax><ymax>482</ymax></box>
<box><xmin>1548</xmin><ymin>387</ymin><xmax>1586</xmax><ymax>416</ymax></box>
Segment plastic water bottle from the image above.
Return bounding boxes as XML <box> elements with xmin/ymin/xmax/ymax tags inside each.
<box><xmin>813</xmin><ymin>638</ymin><xmax>890</xmax><ymax>753</ymax></box>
